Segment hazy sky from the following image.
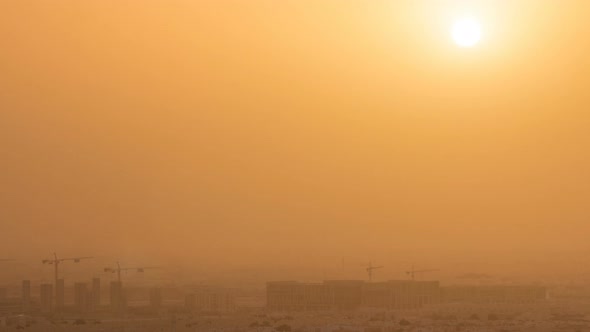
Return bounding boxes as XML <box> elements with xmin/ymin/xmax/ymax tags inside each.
<box><xmin>1</xmin><ymin>1</ymin><xmax>590</xmax><ymax>280</ymax></box>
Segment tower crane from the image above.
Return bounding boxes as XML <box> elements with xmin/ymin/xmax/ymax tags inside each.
<box><xmin>42</xmin><ymin>253</ymin><xmax>93</xmax><ymax>296</ymax></box>
<box><xmin>104</xmin><ymin>262</ymin><xmax>160</xmax><ymax>285</ymax></box>
<box><xmin>406</xmin><ymin>266</ymin><xmax>439</xmax><ymax>281</ymax></box>
<box><xmin>366</xmin><ymin>262</ymin><xmax>383</xmax><ymax>282</ymax></box>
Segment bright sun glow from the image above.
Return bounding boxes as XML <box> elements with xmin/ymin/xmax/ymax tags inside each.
<box><xmin>451</xmin><ymin>18</ymin><xmax>482</xmax><ymax>48</ymax></box>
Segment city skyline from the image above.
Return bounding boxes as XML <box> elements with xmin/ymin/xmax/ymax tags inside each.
<box><xmin>1</xmin><ymin>1</ymin><xmax>590</xmax><ymax>329</ymax></box>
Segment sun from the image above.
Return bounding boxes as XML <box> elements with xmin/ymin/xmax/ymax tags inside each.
<box><xmin>451</xmin><ymin>18</ymin><xmax>482</xmax><ymax>48</ymax></box>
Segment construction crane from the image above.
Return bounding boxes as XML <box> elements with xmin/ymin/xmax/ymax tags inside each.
<box><xmin>406</xmin><ymin>266</ymin><xmax>439</xmax><ymax>281</ymax></box>
<box><xmin>366</xmin><ymin>262</ymin><xmax>383</xmax><ymax>282</ymax></box>
<box><xmin>104</xmin><ymin>262</ymin><xmax>160</xmax><ymax>285</ymax></box>
<box><xmin>42</xmin><ymin>253</ymin><xmax>93</xmax><ymax>295</ymax></box>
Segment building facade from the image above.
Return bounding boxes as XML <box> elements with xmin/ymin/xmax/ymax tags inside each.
<box><xmin>185</xmin><ymin>288</ymin><xmax>235</xmax><ymax>312</ymax></box>
<box><xmin>441</xmin><ymin>285</ymin><xmax>547</xmax><ymax>304</ymax></box>
<box><xmin>74</xmin><ymin>282</ymin><xmax>89</xmax><ymax>312</ymax></box>
<box><xmin>21</xmin><ymin>280</ymin><xmax>30</xmax><ymax>311</ymax></box>
<box><xmin>110</xmin><ymin>281</ymin><xmax>125</xmax><ymax>313</ymax></box>
<box><xmin>91</xmin><ymin>278</ymin><xmax>101</xmax><ymax>309</ymax></box>
<box><xmin>55</xmin><ymin>279</ymin><xmax>65</xmax><ymax>312</ymax></box>
<box><xmin>268</xmin><ymin>281</ymin><xmax>548</xmax><ymax>311</ymax></box>
<box><xmin>267</xmin><ymin>280</ymin><xmax>439</xmax><ymax>311</ymax></box>
<box><xmin>40</xmin><ymin>284</ymin><xmax>53</xmax><ymax>313</ymax></box>
<box><xmin>363</xmin><ymin>280</ymin><xmax>440</xmax><ymax>309</ymax></box>
<box><xmin>149</xmin><ymin>287</ymin><xmax>163</xmax><ymax>310</ymax></box>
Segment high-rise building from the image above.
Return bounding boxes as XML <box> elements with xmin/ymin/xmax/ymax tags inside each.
<box><xmin>74</xmin><ymin>282</ymin><xmax>89</xmax><ymax>312</ymax></box>
<box><xmin>149</xmin><ymin>287</ymin><xmax>163</xmax><ymax>311</ymax></box>
<box><xmin>185</xmin><ymin>293</ymin><xmax>196</xmax><ymax>311</ymax></box>
<box><xmin>110</xmin><ymin>281</ymin><xmax>123</xmax><ymax>313</ymax></box>
<box><xmin>21</xmin><ymin>280</ymin><xmax>30</xmax><ymax>310</ymax></box>
<box><xmin>55</xmin><ymin>279</ymin><xmax>65</xmax><ymax>311</ymax></box>
<box><xmin>40</xmin><ymin>284</ymin><xmax>53</xmax><ymax>313</ymax></box>
<box><xmin>91</xmin><ymin>278</ymin><xmax>100</xmax><ymax>309</ymax></box>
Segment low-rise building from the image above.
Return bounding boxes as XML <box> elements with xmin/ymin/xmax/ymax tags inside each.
<box><xmin>441</xmin><ymin>285</ymin><xmax>547</xmax><ymax>303</ymax></box>
<box><xmin>363</xmin><ymin>280</ymin><xmax>440</xmax><ymax>309</ymax></box>
<box><xmin>185</xmin><ymin>288</ymin><xmax>235</xmax><ymax>312</ymax></box>
<box><xmin>267</xmin><ymin>280</ymin><xmax>440</xmax><ymax>311</ymax></box>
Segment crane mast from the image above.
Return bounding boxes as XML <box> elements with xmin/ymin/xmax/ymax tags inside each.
<box><xmin>42</xmin><ymin>253</ymin><xmax>93</xmax><ymax>303</ymax></box>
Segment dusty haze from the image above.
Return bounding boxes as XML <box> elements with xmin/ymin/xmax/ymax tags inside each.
<box><xmin>1</xmin><ymin>0</ymin><xmax>590</xmax><ymax>282</ymax></box>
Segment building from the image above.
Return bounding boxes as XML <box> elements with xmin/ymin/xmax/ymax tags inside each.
<box><xmin>441</xmin><ymin>285</ymin><xmax>547</xmax><ymax>304</ymax></box>
<box><xmin>267</xmin><ymin>280</ymin><xmax>365</xmax><ymax>311</ymax></box>
<box><xmin>266</xmin><ymin>280</ymin><xmax>364</xmax><ymax>311</ymax></box>
<box><xmin>74</xmin><ymin>282</ymin><xmax>89</xmax><ymax>312</ymax></box>
<box><xmin>185</xmin><ymin>293</ymin><xmax>196</xmax><ymax>310</ymax></box>
<box><xmin>267</xmin><ymin>280</ymin><xmax>441</xmax><ymax>311</ymax></box>
<box><xmin>40</xmin><ymin>284</ymin><xmax>53</xmax><ymax>313</ymax></box>
<box><xmin>185</xmin><ymin>288</ymin><xmax>235</xmax><ymax>313</ymax></box>
<box><xmin>363</xmin><ymin>280</ymin><xmax>440</xmax><ymax>309</ymax></box>
<box><xmin>110</xmin><ymin>281</ymin><xmax>125</xmax><ymax>313</ymax></box>
<box><xmin>327</xmin><ymin>280</ymin><xmax>365</xmax><ymax>310</ymax></box>
<box><xmin>91</xmin><ymin>278</ymin><xmax>100</xmax><ymax>309</ymax></box>
<box><xmin>21</xmin><ymin>280</ymin><xmax>30</xmax><ymax>311</ymax></box>
<box><xmin>149</xmin><ymin>287</ymin><xmax>163</xmax><ymax>311</ymax></box>
<box><xmin>55</xmin><ymin>279</ymin><xmax>65</xmax><ymax>311</ymax></box>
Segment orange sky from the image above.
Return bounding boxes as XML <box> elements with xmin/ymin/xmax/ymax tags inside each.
<box><xmin>1</xmin><ymin>1</ymin><xmax>590</xmax><ymax>280</ymax></box>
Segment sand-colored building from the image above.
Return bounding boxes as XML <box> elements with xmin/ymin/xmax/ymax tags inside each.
<box><xmin>267</xmin><ymin>280</ymin><xmax>439</xmax><ymax>311</ymax></box>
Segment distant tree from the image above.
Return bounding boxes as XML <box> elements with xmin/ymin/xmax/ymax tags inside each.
<box><xmin>262</xmin><ymin>321</ymin><xmax>271</xmax><ymax>327</ymax></box>
<box><xmin>487</xmin><ymin>313</ymin><xmax>499</xmax><ymax>321</ymax></box>
<box><xmin>250</xmin><ymin>321</ymin><xmax>260</xmax><ymax>328</ymax></box>
<box><xmin>469</xmin><ymin>314</ymin><xmax>480</xmax><ymax>320</ymax></box>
